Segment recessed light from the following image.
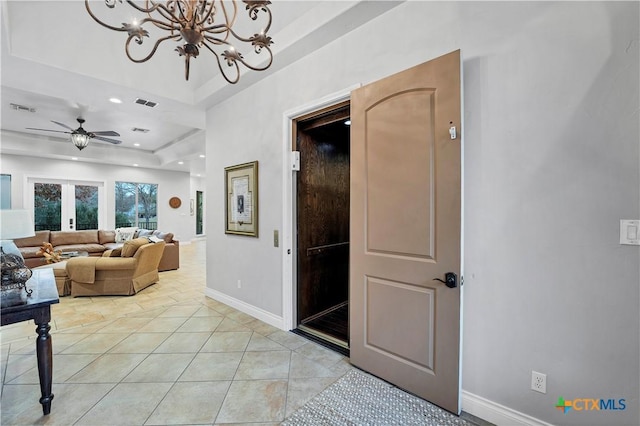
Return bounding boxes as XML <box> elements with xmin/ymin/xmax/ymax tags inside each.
<box><xmin>199</xmin><ymin>154</ymin><xmax>205</xmax><ymax>158</ymax></box>
<box><xmin>71</xmin><ymin>157</ymin><xmax>78</xmax><ymax>160</ymax></box>
<box><xmin>109</xmin><ymin>97</ymin><xmax>122</xmax><ymax>104</ymax></box>
<box><xmin>178</xmin><ymin>161</ymin><xmax>184</xmax><ymax>165</ymax></box>
<box><xmin>134</xmin><ymin>143</ymin><xmax>140</xmax><ymax>147</ymax></box>
<box><xmin>344</xmin><ymin>120</ymin><xmax>351</xmax><ymax>126</ymax></box>
<box><xmin>133</xmin><ymin>163</ymin><xmax>139</xmax><ymax>167</ymax></box>
<box><xmin>197</xmin><ymin>174</ymin><xmax>201</xmax><ymax>177</ymax></box>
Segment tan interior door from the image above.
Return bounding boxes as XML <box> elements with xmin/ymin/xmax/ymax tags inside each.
<box><xmin>349</xmin><ymin>50</ymin><xmax>462</xmax><ymax>414</ymax></box>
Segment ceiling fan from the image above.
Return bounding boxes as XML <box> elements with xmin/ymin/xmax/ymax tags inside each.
<box><xmin>27</xmin><ymin>118</ymin><xmax>122</xmax><ymax>151</ymax></box>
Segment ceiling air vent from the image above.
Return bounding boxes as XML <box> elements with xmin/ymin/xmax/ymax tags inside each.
<box><xmin>132</xmin><ymin>127</ymin><xmax>150</xmax><ymax>133</ymax></box>
<box><xmin>134</xmin><ymin>98</ymin><xmax>158</xmax><ymax>108</ymax></box>
<box><xmin>9</xmin><ymin>103</ymin><xmax>36</xmax><ymax>113</ymax></box>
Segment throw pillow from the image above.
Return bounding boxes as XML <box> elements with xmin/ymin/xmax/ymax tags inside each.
<box><xmin>98</xmin><ymin>230</ymin><xmax>116</xmax><ymax>244</ymax></box>
<box><xmin>121</xmin><ymin>237</ymin><xmax>150</xmax><ymax>257</ymax></box>
<box><xmin>155</xmin><ymin>232</ymin><xmax>174</xmax><ymax>243</ymax></box>
<box><xmin>115</xmin><ymin>227</ymin><xmax>138</xmax><ymax>243</ymax></box>
<box><xmin>137</xmin><ymin>229</ymin><xmax>154</xmax><ymax>237</ymax></box>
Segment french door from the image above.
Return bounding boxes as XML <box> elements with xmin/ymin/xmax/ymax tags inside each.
<box><xmin>27</xmin><ymin>178</ymin><xmax>105</xmax><ymax>231</ymax></box>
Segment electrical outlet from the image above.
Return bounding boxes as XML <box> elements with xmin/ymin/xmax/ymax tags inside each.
<box><xmin>237</xmin><ymin>280</ymin><xmax>241</xmax><ymax>289</ymax></box>
<box><xmin>531</xmin><ymin>371</ymin><xmax>547</xmax><ymax>394</ymax></box>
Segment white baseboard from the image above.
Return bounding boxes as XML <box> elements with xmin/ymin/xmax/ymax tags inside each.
<box><xmin>204</xmin><ymin>288</ymin><xmax>286</xmax><ymax>330</ymax></box>
<box><xmin>462</xmin><ymin>391</ymin><xmax>554</xmax><ymax>426</ymax></box>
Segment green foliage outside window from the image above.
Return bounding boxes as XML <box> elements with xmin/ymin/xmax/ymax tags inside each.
<box><xmin>34</xmin><ymin>183</ymin><xmax>62</xmax><ymax>231</ymax></box>
<box><xmin>115</xmin><ymin>181</ymin><xmax>158</xmax><ymax>230</ymax></box>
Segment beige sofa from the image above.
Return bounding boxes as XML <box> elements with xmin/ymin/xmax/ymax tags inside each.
<box><xmin>66</xmin><ymin>239</ymin><xmax>166</xmax><ymax>297</ymax></box>
<box><xmin>15</xmin><ymin>229</ymin><xmax>179</xmax><ymax>272</ymax></box>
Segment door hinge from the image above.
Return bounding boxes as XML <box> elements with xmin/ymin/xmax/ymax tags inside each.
<box><xmin>291</xmin><ymin>151</ymin><xmax>300</xmax><ymax>171</ymax></box>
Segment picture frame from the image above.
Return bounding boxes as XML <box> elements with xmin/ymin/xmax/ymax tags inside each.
<box><xmin>225</xmin><ymin>161</ymin><xmax>258</xmax><ymax>237</ymax></box>
<box><xmin>190</xmin><ymin>199</ymin><xmax>195</xmax><ymax>216</ymax></box>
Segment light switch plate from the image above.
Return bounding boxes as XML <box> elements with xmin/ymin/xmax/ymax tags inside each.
<box><xmin>620</xmin><ymin>220</ymin><xmax>640</xmax><ymax>245</ymax></box>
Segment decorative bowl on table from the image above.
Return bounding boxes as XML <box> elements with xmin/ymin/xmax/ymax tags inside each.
<box><xmin>0</xmin><ymin>250</ymin><xmax>33</xmax><ymax>307</ymax></box>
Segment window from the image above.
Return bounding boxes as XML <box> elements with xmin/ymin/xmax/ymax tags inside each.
<box><xmin>34</xmin><ymin>182</ymin><xmax>62</xmax><ymax>231</ymax></box>
<box><xmin>75</xmin><ymin>185</ymin><xmax>99</xmax><ymax>230</ymax></box>
<box><xmin>1</xmin><ymin>174</ymin><xmax>11</xmax><ymax>209</ymax></box>
<box><xmin>115</xmin><ymin>182</ymin><xmax>158</xmax><ymax>230</ymax></box>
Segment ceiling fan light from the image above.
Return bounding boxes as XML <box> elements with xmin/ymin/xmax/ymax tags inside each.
<box><xmin>71</xmin><ymin>133</ymin><xmax>89</xmax><ymax>150</ymax></box>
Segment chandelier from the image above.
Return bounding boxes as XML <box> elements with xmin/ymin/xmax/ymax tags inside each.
<box><xmin>85</xmin><ymin>0</ymin><xmax>274</xmax><ymax>82</ymax></box>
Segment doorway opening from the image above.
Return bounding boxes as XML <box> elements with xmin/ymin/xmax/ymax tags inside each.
<box><xmin>293</xmin><ymin>102</ymin><xmax>350</xmax><ymax>354</ymax></box>
<box><xmin>196</xmin><ymin>190</ymin><xmax>204</xmax><ymax>235</ymax></box>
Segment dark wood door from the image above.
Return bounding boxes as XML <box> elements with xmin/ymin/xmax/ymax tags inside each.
<box><xmin>296</xmin><ymin>111</ymin><xmax>350</xmax><ymax>334</ymax></box>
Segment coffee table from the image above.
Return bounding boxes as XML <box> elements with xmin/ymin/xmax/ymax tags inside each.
<box><xmin>60</xmin><ymin>251</ymin><xmax>89</xmax><ymax>259</ymax></box>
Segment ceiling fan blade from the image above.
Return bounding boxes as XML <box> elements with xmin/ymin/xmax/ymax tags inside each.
<box><xmin>51</xmin><ymin>120</ymin><xmax>76</xmax><ymax>131</ymax></box>
<box><xmin>90</xmin><ymin>130</ymin><xmax>120</xmax><ymax>137</ymax></box>
<box><xmin>93</xmin><ymin>136</ymin><xmax>122</xmax><ymax>144</ymax></box>
<box><xmin>25</xmin><ymin>127</ymin><xmax>71</xmax><ymax>134</ymax></box>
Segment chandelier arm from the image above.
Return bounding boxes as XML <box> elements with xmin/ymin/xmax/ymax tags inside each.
<box><xmin>203</xmin><ymin>42</ymin><xmax>240</xmax><ymax>84</ymax></box>
<box><xmin>145</xmin><ymin>0</ymin><xmax>184</xmax><ymax>28</ymax></box>
<box><xmin>173</xmin><ymin>1</ymin><xmax>189</xmax><ymax>25</ymax></box>
<box><xmin>125</xmin><ymin>0</ymin><xmax>179</xmax><ymax>17</ymax></box>
<box><xmin>202</xmin><ymin>33</ymin><xmax>233</xmax><ymax>46</ymax></box>
<box><xmin>233</xmin><ymin>46</ymin><xmax>273</xmax><ymax>71</ymax></box>
<box><xmin>201</xmin><ymin>24</ymin><xmax>236</xmax><ymax>35</ymax></box>
<box><xmin>225</xmin><ymin>27</ymin><xmax>259</xmax><ymax>43</ymax></box>
<box><xmin>225</xmin><ymin>27</ymin><xmax>272</xmax><ymax>45</ymax></box>
<box><xmin>85</xmin><ymin>1</ymin><xmax>130</xmax><ymax>32</ymax></box>
<box><xmin>245</xmin><ymin>2</ymin><xmax>272</xmax><ymax>33</ymax></box>
<box><xmin>195</xmin><ymin>0</ymin><xmax>217</xmax><ymax>26</ymax></box>
<box><xmin>201</xmin><ymin>38</ymin><xmax>273</xmax><ymax>77</ymax></box>
<box><xmin>188</xmin><ymin>2</ymin><xmax>199</xmax><ymax>29</ymax></box>
<box><xmin>135</xmin><ymin>16</ymin><xmax>182</xmax><ymax>32</ymax></box>
<box><xmin>125</xmin><ymin>34</ymin><xmax>181</xmax><ymax>63</ymax></box>
<box><xmin>219</xmin><ymin>0</ymin><xmax>238</xmax><ymax>42</ymax></box>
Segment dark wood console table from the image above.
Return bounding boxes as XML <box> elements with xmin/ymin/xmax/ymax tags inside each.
<box><xmin>1</xmin><ymin>268</ymin><xmax>59</xmax><ymax>415</ymax></box>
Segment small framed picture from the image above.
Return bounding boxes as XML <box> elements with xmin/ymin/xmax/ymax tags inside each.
<box><xmin>224</xmin><ymin>161</ymin><xmax>258</xmax><ymax>237</ymax></box>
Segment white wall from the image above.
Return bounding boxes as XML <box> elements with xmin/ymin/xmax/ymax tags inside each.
<box><xmin>0</xmin><ymin>153</ymin><xmax>196</xmax><ymax>242</ymax></box>
<box><xmin>205</xmin><ymin>2</ymin><xmax>639</xmax><ymax>425</ymax></box>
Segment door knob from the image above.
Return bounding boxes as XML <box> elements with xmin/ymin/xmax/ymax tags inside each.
<box><xmin>433</xmin><ymin>272</ymin><xmax>457</xmax><ymax>288</ymax></box>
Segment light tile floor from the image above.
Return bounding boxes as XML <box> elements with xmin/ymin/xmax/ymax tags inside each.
<box><xmin>1</xmin><ymin>239</ymin><xmax>352</xmax><ymax>425</ymax></box>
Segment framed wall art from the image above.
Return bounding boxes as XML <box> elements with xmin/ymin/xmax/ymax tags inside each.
<box><xmin>225</xmin><ymin>161</ymin><xmax>258</xmax><ymax>237</ymax></box>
